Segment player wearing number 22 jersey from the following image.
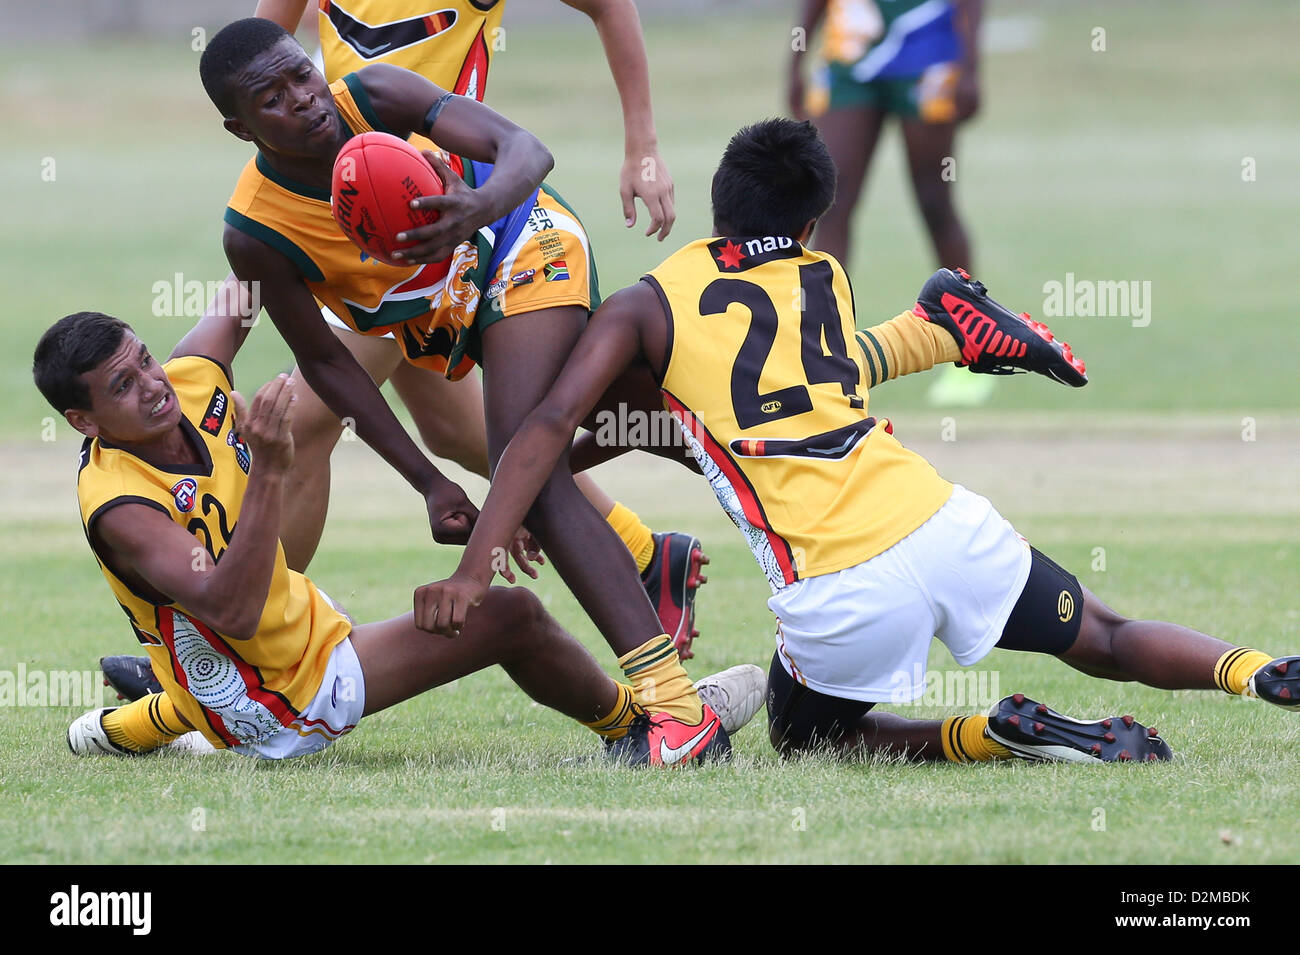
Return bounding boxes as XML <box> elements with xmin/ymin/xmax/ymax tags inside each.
<box><xmin>76</xmin><ymin>356</ymin><xmax>349</xmax><ymax>748</ymax></box>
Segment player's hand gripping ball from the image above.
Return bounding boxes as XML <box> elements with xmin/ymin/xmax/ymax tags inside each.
<box><xmin>331</xmin><ymin>132</ymin><xmax>444</xmax><ymax>266</ymax></box>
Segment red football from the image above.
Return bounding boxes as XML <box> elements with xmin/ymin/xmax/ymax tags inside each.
<box><xmin>331</xmin><ymin>131</ymin><xmax>443</xmax><ymax>266</ymax></box>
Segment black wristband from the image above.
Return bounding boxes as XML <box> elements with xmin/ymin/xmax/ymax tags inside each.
<box><xmin>423</xmin><ymin>92</ymin><xmax>455</xmax><ymax>137</ymax></box>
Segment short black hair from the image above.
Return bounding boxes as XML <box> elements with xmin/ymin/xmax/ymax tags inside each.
<box><xmin>33</xmin><ymin>312</ymin><xmax>133</xmax><ymax>414</ymax></box>
<box><xmin>200</xmin><ymin>17</ymin><xmax>296</xmax><ymax>117</ymax></box>
<box><xmin>711</xmin><ymin>119</ymin><xmax>837</xmax><ymax>239</ymax></box>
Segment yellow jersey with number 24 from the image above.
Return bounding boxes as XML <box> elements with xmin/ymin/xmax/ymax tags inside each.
<box><xmin>645</xmin><ymin>237</ymin><xmax>952</xmax><ymax>592</ymax></box>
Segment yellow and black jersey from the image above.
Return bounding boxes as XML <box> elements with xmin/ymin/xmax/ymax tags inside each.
<box><xmin>224</xmin><ymin>73</ymin><xmax>549</xmax><ymax>378</ymax></box>
<box><xmin>317</xmin><ymin>0</ymin><xmax>504</xmax><ymax>100</ymax></box>
<box><xmin>76</xmin><ymin>356</ymin><xmax>350</xmax><ymax>748</ymax></box>
<box><xmin>645</xmin><ymin>237</ymin><xmax>953</xmax><ymax>591</ymax></box>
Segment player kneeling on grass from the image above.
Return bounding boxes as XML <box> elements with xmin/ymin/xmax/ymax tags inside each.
<box><xmin>414</xmin><ymin>118</ymin><xmax>1300</xmax><ymax>764</ymax></box>
<box><xmin>33</xmin><ymin>305</ymin><xmax>762</xmax><ymax>764</ymax></box>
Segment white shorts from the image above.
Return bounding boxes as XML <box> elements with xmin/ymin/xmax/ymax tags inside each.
<box><xmin>231</xmin><ymin>636</ymin><xmax>366</xmax><ymax>760</ymax></box>
<box><xmin>323</xmin><ymin>304</ymin><xmax>395</xmax><ymax>340</ymax></box>
<box><xmin>767</xmin><ymin>485</ymin><xmax>1032</xmax><ymax>704</ymax></box>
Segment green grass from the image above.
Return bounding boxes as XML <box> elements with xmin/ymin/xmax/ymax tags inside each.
<box><xmin>2</xmin><ymin>1</ymin><xmax>1299</xmax><ymax>864</ymax></box>
<box><xmin>3</xmin><ymin>431</ymin><xmax>1299</xmax><ymax>864</ymax></box>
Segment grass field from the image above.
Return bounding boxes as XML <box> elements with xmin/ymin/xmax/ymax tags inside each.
<box><xmin>2</xmin><ymin>1</ymin><xmax>1298</xmax><ymax>865</ymax></box>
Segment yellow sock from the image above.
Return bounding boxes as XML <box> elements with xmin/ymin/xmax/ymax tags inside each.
<box><xmin>102</xmin><ymin>694</ymin><xmax>188</xmax><ymax>753</ymax></box>
<box><xmin>605</xmin><ymin>502</ymin><xmax>656</xmax><ymax>574</ymax></box>
<box><xmin>941</xmin><ymin>714</ymin><xmax>1012</xmax><ymax>763</ymax></box>
<box><xmin>617</xmin><ymin>635</ymin><xmax>702</xmax><ymax>724</ymax></box>
<box><xmin>582</xmin><ymin>683</ymin><xmax>638</xmax><ymax>740</ymax></box>
<box><xmin>1214</xmin><ymin>648</ymin><xmax>1273</xmax><ymax>695</ymax></box>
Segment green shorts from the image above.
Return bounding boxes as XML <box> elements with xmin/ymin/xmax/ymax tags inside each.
<box><xmin>819</xmin><ymin>60</ymin><xmax>960</xmax><ymax>123</ymax></box>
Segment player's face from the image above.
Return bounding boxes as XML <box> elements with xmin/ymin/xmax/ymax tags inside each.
<box><xmin>74</xmin><ymin>334</ymin><xmax>181</xmax><ymax>443</ymax></box>
<box><xmin>229</xmin><ymin>38</ymin><xmax>341</xmax><ymax>158</ymax></box>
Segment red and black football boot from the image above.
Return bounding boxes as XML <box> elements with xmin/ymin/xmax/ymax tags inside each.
<box><xmin>101</xmin><ymin>655</ymin><xmax>162</xmax><ymax>702</ymax></box>
<box><xmin>914</xmin><ymin>268</ymin><xmax>1088</xmax><ymax>387</ymax></box>
<box><xmin>641</xmin><ymin>531</ymin><xmax>709</xmax><ymax>660</ymax></box>
<box><xmin>986</xmin><ymin>694</ymin><xmax>1173</xmax><ymax>763</ymax></box>
<box><xmin>1247</xmin><ymin>656</ymin><xmax>1300</xmax><ymax>710</ymax></box>
<box><xmin>605</xmin><ymin>704</ymin><xmax>731</xmax><ymax>767</ymax></box>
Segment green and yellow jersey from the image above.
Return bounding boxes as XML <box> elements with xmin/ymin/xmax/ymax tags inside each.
<box><xmin>644</xmin><ymin>237</ymin><xmax>953</xmax><ymax>590</ymax></box>
<box><xmin>224</xmin><ymin>73</ymin><xmax>592</xmax><ymax>377</ymax></box>
<box><xmin>77</xmin><ymin>356</ymin><xmax>351</xmax><ymax>748</ymax></box>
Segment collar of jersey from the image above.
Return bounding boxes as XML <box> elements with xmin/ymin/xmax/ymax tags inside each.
<box><xmin>255</xmin><ymin>114</ymin><xmax>355</xmax><ymax>203</ymax></box>
<box><xmin>97</xmin><ymin>416</ymin><xmax>215</xmax><ymax>478</ymax></box>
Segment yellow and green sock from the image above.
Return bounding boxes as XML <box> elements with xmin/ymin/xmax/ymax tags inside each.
<box><xmin>617</xmin><ymin>635</ymin><xmax>702</xmax><ymax>724</ymax></box>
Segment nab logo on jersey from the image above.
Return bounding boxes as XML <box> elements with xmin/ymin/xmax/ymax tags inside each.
<box><xmin>200</xmin><ymin>388</ymin><xmax>228</xmax><ymax>435</ymax></box>
<box><xmin>171</xmin><ymin>478</ymin><xmax>198</xmax><ymax>513</ymax></box>
<box><xmin>709</xmin><ymin>235</ymin><xmax>800</xmax><ymax>272</ymax></box>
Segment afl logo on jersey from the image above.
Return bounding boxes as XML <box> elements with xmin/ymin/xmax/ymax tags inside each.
<box><xmin>228</xmin><ymin>431</ymin><xmax>251</xmax><ymax>475</ymax></box>
<box><xmin>171</xmin><ymin>478</ymin><xmax>198</xmax><ymax>513</ymax></box>
<box><xmin>1057</xmin><ymin>590</ymin><xmax>1075</xmax><ymax>623</ymax></box>
<box><xmin>761</xmin><ymin>400</ymin><xmax>783</xmax><ymax>414</ymax></box>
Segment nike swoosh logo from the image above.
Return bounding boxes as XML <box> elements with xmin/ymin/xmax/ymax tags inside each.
<box><xmin>657</xmin><ymin>720</ymin><xmax>716</xmax><ymax>765</ymax></box>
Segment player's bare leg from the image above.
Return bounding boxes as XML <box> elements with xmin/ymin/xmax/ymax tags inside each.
<box><xmin>899</xmin><ymin>116</ymin><xmax>993</xmax><ymax>406</ymax></box>
<box><xmin>899</xmin><ymin>117</ymin><xmax>970</xmax><ymax>269</ymax></box>
<box><xmin>352</xmin><ymin>586</ymin><xmax>617</xmax><ymax>723</ymax></box>
<box><xmin>281</xmin><ymin>326</ymin><xmax>405</xmax><ymax>572</ymax></box>
<box><xmin>479</xmin><ymin>305</ymin><xmax>727</xmax><ymax>761</ymax></box>
<box><xmin>480</xmin><ymin>306</ymin><xmax>664</xmax><ymax>657</ymax></box>
<box><xmin>811</xmin><ymin>104</ymin><xmax>886</xmax><ymax>266</ymax></box>
<box><xmin>1060</xmin><ymin>585</ymin><xmax>1246</xmax><ymax>690</ymax></box>
<box><xmin>390</xmin><ymin>361</ymin><xmax>491</xmax><ymax>478</ymax></box>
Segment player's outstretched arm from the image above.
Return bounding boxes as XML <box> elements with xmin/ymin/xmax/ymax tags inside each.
<box><xmin>359</xmin><ymin>63</ymin><xmax>554</xmax><ymax>264</ymax></box>
<box><xmin>167</xmin><ymin>273</ymin><xmax>260</xmax><ymax>373</ymax></box>
<box><xmin>563</xmin><ymin>0</ymin><xmax>675</xmax><ymax>240</ymax></box>
<box><xmin>92</xmin><ymin>376</ymin><xmax>297</xmax><ymax>641</ymax></box>
<box><xmin>414</xmin><ymin>284</ymin><xmax>656</xmax><ymax>636</ymax></box>
<box><xmin>223</xmin><ymin>226</ymin><xmax>479</xmax><ymax>544</ymax></box>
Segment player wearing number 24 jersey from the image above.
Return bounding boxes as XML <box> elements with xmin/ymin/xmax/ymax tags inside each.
<box><xmin>645</xmin><ymin>233</ymin><xmax>950</xmax><ymax>589</ymax></box>
<box><xmin>417</xmin><ymin>118</ymin><xmax>1300</xmax><ymax>766</ymax></box>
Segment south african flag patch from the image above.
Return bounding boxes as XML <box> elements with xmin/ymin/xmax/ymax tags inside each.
<box><xmin>544</xmin><ymin>260</ymin><xmax>570</xmax><ymax>282</ymax></box>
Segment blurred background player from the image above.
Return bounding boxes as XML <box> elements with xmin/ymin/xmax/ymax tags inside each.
<box><xmin>251</xmin><ymin>0</ymin><xmax>707</xmax><ymax>658</ymax></box>
<box><xmin>789</xmin><ymin>0</ymin><xmax>993</xmax><ymax>406</ymax></box>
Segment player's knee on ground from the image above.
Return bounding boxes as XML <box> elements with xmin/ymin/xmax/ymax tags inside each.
<box><xmin>766</xmin><ymin>652</ymin><xmax>873</xmax><ymax>756</ymax></box>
